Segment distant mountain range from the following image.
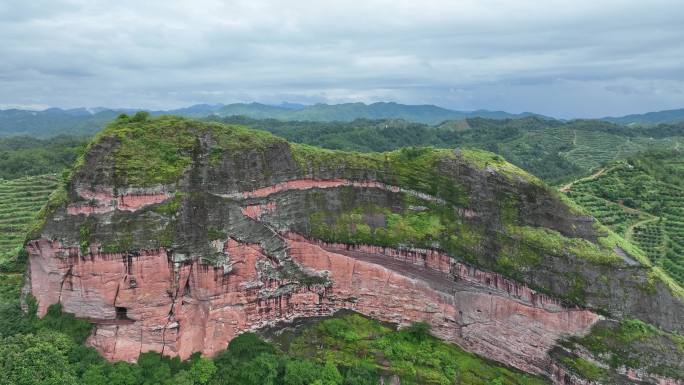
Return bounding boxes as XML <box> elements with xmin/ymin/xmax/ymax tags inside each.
<box><xmin>1</xmin><ymin>102</ymin><xmax>683</xmax><ymax>137</ymax></box>
<box><xmin>602</xmin><ymin>108</ymin><xmax>684</xmax><ymax>126</ymax></box>
<box><xmin>210</xmin><ymin>102</ymin><xmax>545</xmax><ymax>124</ymax></box>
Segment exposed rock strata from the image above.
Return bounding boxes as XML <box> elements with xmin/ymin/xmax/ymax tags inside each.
<box><xmin>27</xmin><ymin>231</ymin><xmax>598</xmax><ymax>376</ymax></box>
<box><xmin>240</xmin><ymin>201</ymin><xmax>277</xmax><ymax>220</ymax></box>
<box><xmin>25</xmin><ymin>118</ymin><xmax>684</xmax><ymax>384</ymax></box>
<box><xmin>217</xmin><ymin>178</ymin><xmax>446</xmax><ymax>205</ymax></box>
<box><xmin>67</xmin><ymin>186</ymin><xmax>170</xmax><ymax>215</ymax></box>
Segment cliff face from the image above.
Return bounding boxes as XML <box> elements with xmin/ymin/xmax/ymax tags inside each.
<box><xmin>25</xmin><ymin>116</ymin><xmax>684</xmax><ymax>383</ymax></box>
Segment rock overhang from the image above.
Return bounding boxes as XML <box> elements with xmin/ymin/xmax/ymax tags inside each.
<box><xmin>23</xmin><ymin>115</ymin><xmax>684</xmax><ymax>384</ymax></box>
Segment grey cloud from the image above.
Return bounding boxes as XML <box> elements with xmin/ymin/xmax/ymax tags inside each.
<box><xmin>0</xmin><ymin>0</ymin><xmax>682</xmax><ymax>117</ymax></box>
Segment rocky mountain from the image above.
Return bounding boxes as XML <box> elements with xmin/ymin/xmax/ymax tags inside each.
<box><xmin>23</xmin><ymin>114</ymin><xmax>684</xmax><ymax>384</ymax></box>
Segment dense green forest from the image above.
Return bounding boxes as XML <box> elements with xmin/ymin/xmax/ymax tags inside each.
<box><xmin>217</xmin><ymin>116</ymin><xmax>684</xmax><ymax>183</ymax></box>
<box><xmin>0</xmin><ymin>135</ymin><xmax>86</xmax><ymax>179</ymax></box>
<box><xmin>0</xmin><ymin>103</ymin><xmax>540</xmax><ymax>136</ymax></box>
<box><xmin>211</xmin><ymin>102</ymin><xmax>541</xmax><ymax>124</ymax></box>
<box><xmin>602</xmin><ymin>107</ymin><xmax>684</xmax><ymax>126</ymax></box>
<box><xmin>1</xmin><ymin>113</ymin><xmax>682</xmax><ymax>184</ymax></box>
<box><xmin>0</xmin><ymin>109</ymin><xmax>118</xmax><ymax>137</ymax></box>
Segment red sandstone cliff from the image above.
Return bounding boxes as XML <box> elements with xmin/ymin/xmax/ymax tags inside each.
<box><xmin>27</xmin><ymin>222</ymin><xmax>599</xmax><ymax>378</ymax></box>
<box><xmin>27</xmin><ymin>117</ymin><xmax>684</xmax><ymax>385</ymax></box>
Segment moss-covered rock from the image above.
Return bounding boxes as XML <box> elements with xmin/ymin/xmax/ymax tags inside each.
<box><xmin>26</xmin><ymin>116</ymin><xmax>684</xmax><ymax>383</ymax></box>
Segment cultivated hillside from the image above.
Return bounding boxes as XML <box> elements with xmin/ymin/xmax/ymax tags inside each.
<box><xmin>565</xmin><ymin>150</ymin><xmax>684</xmax><ymax>285</ymax></box>
<box><xmin>603</xmin><ymin>108</ymin><xmax>684</xmax><ymax>126</ymax></box>
<box><xmin>22</xmin><ymin>114</ymin><xmax>684</xmax><ymax>384</ymax></box>
<box><xmin>0</xmin><ymin>174</ymin><xmax>59</xmax><ymax>271</ymax></box>
<box><xmin>218</xmin><ymin>116</ymin><xmax>684</xmax><ymax>183</ymax></box>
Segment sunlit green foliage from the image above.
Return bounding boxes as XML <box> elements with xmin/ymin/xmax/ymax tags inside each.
<box><xmin>559</xmin><ymin>356</ymin><xmax>609</xmax><ymax>382</ymax></box>
<box><xmin>286</xmin><ymin>313</ymin><xmax>548</xmax><ymax>385</ymax></box>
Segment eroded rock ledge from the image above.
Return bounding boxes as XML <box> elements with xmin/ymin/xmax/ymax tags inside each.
<box><xmin>67</xmin><ymin>186</ymin><xmax>171</xmax><ymax>215</ymax></box>
<box><xmin>26</xmin><ymin>230</ymin><xmax>598</xmax><ymax>377</ymax></box>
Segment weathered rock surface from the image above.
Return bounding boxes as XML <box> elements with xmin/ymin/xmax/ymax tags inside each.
<box><xmin>24</xmin><ymin>117</ymin><xmax>684</xmax><ymax>384</ymax></box>
<box><xmin>27</xmin><ymin>231</ymin><xmax>598</xmax><ymax>376</ymax></box>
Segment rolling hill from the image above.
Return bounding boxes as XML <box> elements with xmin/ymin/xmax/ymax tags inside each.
<box><xmin>217</xmin><ymin>116</ymin><xmax>684</xmax><ymax>183</ymax></box>
<box><xmin>603</xmin><ymin>108</ymin><xmax>684</xmax><ymax>126</ymax></box>
<box><xmin>565</xmin><ymin>150</ymin><xmax>684</xmax><ymax>285</ymax></box>
<box><xmin>0</xmin><ymin>102</ymin><xmax>544</xmax><ymax>137</ymax></box>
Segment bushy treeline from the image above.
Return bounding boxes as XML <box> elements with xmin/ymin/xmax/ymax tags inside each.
<box><xmin>0</xmin><ymin>135</ymin><xmax>87</xmax><ymax>179</ymax></box>
<box><xmin>214</xmin><ymin>116</ymin><xmax>682</xmax><ymax>183</ymax></box>
<box><xmin>2</xmin><ymin>115</ymin><xmax>681</xmax><ymax>183</ymax></box>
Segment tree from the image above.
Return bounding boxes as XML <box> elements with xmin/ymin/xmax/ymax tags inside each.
<box><xmin>319</xmin><ymin>361</ymin><xmax>343</xmax><ymax>385</ymax></box>
<box><xmin>283</xmin><ymin>360</ymin><xmax>319</xmax><ymax>385</ymax></box>
<box><xmin>240</xmin><ymin>353</ymin><xmax>280</xmax><ymax>385</ymax></box>
<box><xmin>227</xmin><ymin>332</ymin><xmax>277</xmax><ymax>360</ymax></box>
<box><xmin>343</xmin><ymin>365</ymin><xmax>377</xmax><ymax>385</ymax></box>
<box><xmin>405</xmin><ymin>322</ymin><xmax>430</xmax><ymax>342</ymax></box>
<box><xmin>171</xmin><ymin>371</ymin><xmax>194</xmax><ymax>385</ymax></box>
<box><xmin>138</xmin><ymin>353</ymin><xmax>172</xmax><ymax>385</ymax></box>
<box><xmin>108</xmin><ymin>361</ymin><xmax>143</xmax><ymax>385</ymax></box>
<box><xmin>80</xmin><ymin>365</ymin><xmax>108</xmax><ymax>385</ymax></box>
<box><xmin>189</xmin><ymin>357</ymin><xmax>216</xmax><ymax>385</ymax></box>
<box><xmin>0</xmin><ymin>332</ymin><xmax>78</xmax><ymax>385</ymax></box>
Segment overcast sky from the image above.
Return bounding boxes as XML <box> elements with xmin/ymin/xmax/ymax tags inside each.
<box><xmin>0</xmin><ymin>0</ymin><xmax>682</xmax><ymax>118</ymax></box>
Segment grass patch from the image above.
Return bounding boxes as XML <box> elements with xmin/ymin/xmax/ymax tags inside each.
<box><xmin>560</xmin><ymin>356</ymin><xmax>609</xmax><ymax>382</ymax></box>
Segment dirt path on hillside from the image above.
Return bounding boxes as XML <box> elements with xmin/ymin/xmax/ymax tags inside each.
<box><xmin>559</xmin><ymin>167</ymin><xmax>608</xmax><ymax>193</ymax></box>
<box><xmin>625</xmin><ymin>215</ymin><xmax>660</xmax><ymax>243</ymax></box>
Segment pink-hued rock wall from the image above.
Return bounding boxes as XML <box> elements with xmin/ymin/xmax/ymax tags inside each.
<box><xmin>240</xmin><ymin>201</ymin><xmax>277</xmax><ymax>220</ymax></box>
<box><xmin>285</xmin><ymin>235</ymin><xmax>598</xmax><ymax>375</ymax></box>
<box><xmin>283</xmin><ymin>233</ymin><xmax>570</xmax><ymax>311</ymax></box>
<box><xmin>220</xmin><ymin>178</ymin><xmax>447</xmax><ymax>205</ymax></box>
<box><xmin>66</xmin><ymin>186</ymin><xmax>170</xmax><ymax>215</ymax></box>
<box><xmin>26</xmin><ymin>232</ymin><xmax>598</xmax><ymax>376</ymax></box>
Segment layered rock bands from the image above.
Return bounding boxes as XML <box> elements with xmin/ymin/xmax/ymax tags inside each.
<box><xmin>26</xmin><ymin>231</ymin><xmax>598</xmax><ymax>377</ymax></box>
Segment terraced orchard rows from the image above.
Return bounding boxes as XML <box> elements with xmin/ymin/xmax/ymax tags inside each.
<box><xmin>0</xmin><ymin>174</ymin><xmax>59</xmax><ymax>271</ymax></box>
<box><xmin>565</xmin><ymin>150</ymin><xmax>684</xmax><ymax>285</ymax></box>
